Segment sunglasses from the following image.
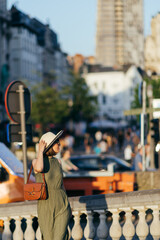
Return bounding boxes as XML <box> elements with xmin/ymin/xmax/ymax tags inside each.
<box><xmin>54</xmin><ymin>139</ymin><xmax>60</xmax><ymax>145</ymax></box>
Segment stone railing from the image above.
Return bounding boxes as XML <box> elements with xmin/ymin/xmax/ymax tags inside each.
<box><xmin>1</xmin><ymin>189</ymin><xmax>160</xmax><ymax>239</ymax></box>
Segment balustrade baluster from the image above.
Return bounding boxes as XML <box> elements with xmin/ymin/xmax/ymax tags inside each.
<box><xmin>136</xmin><ymin>207</ymin><xmax>149</xmax><ymax>240</ymax></box>
<box><xmin>36</xmin><ymin>225</ymin><xmax>42</xmax><ymax>240</ymax></box>
<box><xmin>2</xmin><ymin>217</ymin><xmax>12</xmax><ymax>240</ymax></box>
<box><xmin>96</xmin><ymin>210</ymin><xmax>108</xmax><ymax>240</ymax></box>
<box><xmin>122</xmin><ymin>208</ymin><xmax>135</xmax><ymax>240</ymax></box>
<box><xmin>83</xmin><ymin>211</ymin><xmax>96</xmax><ymax>240</ymax></box>
<box><xmin>12</xmin><ymin>216</ymin><xmax>23</xmax><ymax>240</ymax></box>
<box><xmin>24</xmin><ymin>215</ymin><xmax>35</xmax><ymax>240</ymax></box>
<box><xmin>71</xmin><ymin>211</ymin><xmax>83</xmax><ymax>240</ymax></box>
<box><xmin>150</xmin><ymin>206</ymin><xmax>160</xmax><ymax>240</ymax></box>
<box><xmin>110</xmin><ymin>209</ymin><xmax>122</xmax><ymax>240</ymax></box>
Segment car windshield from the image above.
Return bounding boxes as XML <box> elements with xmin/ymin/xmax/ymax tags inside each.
<box><xmin>70</xmin><ymin>154</ymin><xmax>131</xmax><ymax>172</ymax></box>
<box><xmin>0</xmin><ymin>143</ymin><xmax>24</xmax><ymax>174</ymax></box>
<box><xmin>71</xmin><ymin>157</ymin><xmax>101</xmax><ymax>170</ymax></box>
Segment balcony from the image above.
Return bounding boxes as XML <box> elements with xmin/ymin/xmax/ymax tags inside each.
<box><xmin>0</xmin><ymin>189</ymin><xmax>160</xmax><ymax>239</ymax></box>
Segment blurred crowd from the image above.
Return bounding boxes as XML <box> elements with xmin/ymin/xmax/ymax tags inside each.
<box><xmin>58</xmin><ymin>127</ymin><xmax>152</xmax><ymax>172</ymax></box>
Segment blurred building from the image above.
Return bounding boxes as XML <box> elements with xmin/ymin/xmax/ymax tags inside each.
<box><xmin>67</xmin><ymin>54</ymin><xmax>95</xmax><ymax>73</ymax></box>
<box><xmin>83</xmin><ymin>65</ymin><xmax>142</xmax><ymax>120</ymax></box>
<box><xmin>9</xmin><ymin>7</ymin><xmax>43</xmax><ymax>88</ymax></box>
<box><xmin>145</xmin><ymin>13</ymin><xmax>160</xmax><ymax>75</ymax></box>
<box><xmin>9</xmin><ymin>6</ymin><xmax>70</xmax><ymax>89</ymax></box>
<box><xmin>95</xmin><ymin>0</ymin><xmax>144</xmax><ymax>69</ymax></box>
<box><xmin>0</xmin><ymin>0</ymin><xmax>10</xmax><ymax>121</ymax></box>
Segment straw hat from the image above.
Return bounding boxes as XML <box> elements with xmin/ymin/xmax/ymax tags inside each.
<box><xmin>40</xmin><ymin>130</ymin><xmax>63</xmax><ymax>153</ymax></box>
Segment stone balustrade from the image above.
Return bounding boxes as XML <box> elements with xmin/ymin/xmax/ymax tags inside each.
<box><xmin>0</xmin><ymin>189</ymin><xmax>160</xmax><ymax>239</ymax></box>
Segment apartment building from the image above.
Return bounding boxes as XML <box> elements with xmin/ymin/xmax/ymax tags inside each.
<box><xmin>8</xmin><ymin>6</ymin><xmax>70</xmax><ymax>89</ymax></box>
<box><xmin>145</xmin><ymin>13</ymin><xmax>160</xmax><ymax>75</ymax></box>
<box><xmin>95</xmin><ymin>0</ymin><xmax>144</xmax><ymax>68</ymax></box>
<box><xmin>0</xmin><ymin>0</ymin><xmax>10</xmax><ymax>91</ymax></box>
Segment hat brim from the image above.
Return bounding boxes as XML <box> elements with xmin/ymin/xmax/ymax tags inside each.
<box><xmin>43</xmin><ymin>130</ymin><xmax>64</xmax><ymax>154</ymax></box>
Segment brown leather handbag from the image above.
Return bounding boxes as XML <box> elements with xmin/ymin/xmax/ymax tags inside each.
<box><xmin>24</xmin><ymin>165</ymin><xmax>47</xmax><ymax>201</ymax></box>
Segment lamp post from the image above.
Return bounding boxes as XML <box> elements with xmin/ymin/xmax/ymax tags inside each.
<box><xmin>147</xmin><ymin>84</ymin><xmax>155</xmax><ymax>168</ymax></box>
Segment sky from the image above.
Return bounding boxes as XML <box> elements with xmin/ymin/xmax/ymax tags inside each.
<box><xmin>7</xmin><ymin>0</ymin><xmax>160</xmax><ymax>56</ymax></box>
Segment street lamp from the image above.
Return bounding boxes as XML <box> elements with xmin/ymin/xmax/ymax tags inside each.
<box><xmin>147</xmin><ymin>84</ymin><xmax>155</xmax><ymax>169</ymax></box>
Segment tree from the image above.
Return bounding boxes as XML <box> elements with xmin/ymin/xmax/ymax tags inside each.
<box><xmin>132</xmin><ymin>77</ymin><xmax>160</xmax><ymax>109</ymax></box>
<box><xmin>61</xmin><ymin>73</ymin><xmax>98</xmax><ymax>122</ymax></box>
<box><xmin>30</xmin><ymin>73</ymin><xmax>98</xmax><ymax>132</ymax></box>
<box><xmin>31</xmin><ymin>86</ymin><xmax>69</xmax><ymax>131</ymax></box>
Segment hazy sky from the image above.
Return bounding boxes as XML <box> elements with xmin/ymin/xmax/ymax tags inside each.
<box><xmin>8</xmin><ymin>0</ymin><xmax>160</xmax><ymax>56</ymax></box>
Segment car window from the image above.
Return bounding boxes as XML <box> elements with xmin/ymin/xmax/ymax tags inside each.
<box><xmin>71</xmin><ymin>158</ymin><xmax>100</xmax><ymax>170</ymax></box>
<box><xmin>102</xmin><ymin>158</ymin><xmax>129</xmax><ymax>172</ymax></box>
<box><xmin>0</xmin><ymin>164</ymin><xmax>9</xmax><ymax>182</ymax></box>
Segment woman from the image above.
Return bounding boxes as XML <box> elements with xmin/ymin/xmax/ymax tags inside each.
<box><xmin>32</xmin><ymin>130</ymin><xmax>71</xmax><ymax>240</ymax></box>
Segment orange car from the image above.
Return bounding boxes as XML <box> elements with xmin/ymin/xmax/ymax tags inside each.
<box><xmin>0</xmin><ymin>142</ymin><xmax>35</xmax><ymax>204</ymax></box>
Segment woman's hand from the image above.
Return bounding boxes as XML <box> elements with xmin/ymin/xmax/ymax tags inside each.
<box><xmin>38</xmin><ymin>140</ymin><xmax>47</xmax><ymax>154</ymax></box>
<box><xmin>33</xmin><ymin>140</ymin><xmax>47</xmax><ymax>173</ymax></box>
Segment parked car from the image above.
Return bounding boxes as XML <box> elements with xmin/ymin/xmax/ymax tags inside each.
<box><xmin>0</xmin><ymin>142</ymin><xmax>35</xmax><ymax>204</ymax></box>
<box><xmin>63</xmin><ymin>154</ymin><xmax>135</xmax><ymax>197</ymax></box>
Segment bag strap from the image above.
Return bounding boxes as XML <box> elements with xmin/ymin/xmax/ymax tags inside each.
<box><xmin>27</xmin><ymin>164</ymin><xmax>45</xmax><ymax>184</ymax></box>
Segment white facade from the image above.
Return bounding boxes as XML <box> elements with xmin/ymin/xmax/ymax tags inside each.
<box><xmin>84</xmin><ymin>65</ymin><xmax>142</xmax><ymax>119</ymax></box>
<box><xmin>10</xmin><ymin>27</ymin><xmax>43</xmax><ymax>88</ymax></box>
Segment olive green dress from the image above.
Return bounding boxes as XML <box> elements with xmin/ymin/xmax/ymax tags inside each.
<box><xmin>35</xmin><ymin>156</ymin><xmax>71</xmax><ymax>240</ymax></box>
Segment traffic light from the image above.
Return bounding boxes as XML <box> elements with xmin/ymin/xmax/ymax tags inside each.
<box><xmin>0</xmin><ymin>91</ymin><xmax>4</xmax><ymax>105</ymax></box>
<box><xmin>151</xmin><ymin>118</ymin><xmax>160</xmax><ymax>143</ymax></box>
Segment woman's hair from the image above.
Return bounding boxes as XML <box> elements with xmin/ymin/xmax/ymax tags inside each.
<box><xmin>45</xmin><ymin>146</ymin><xmax>57</xmax><ymax>156</ymax></box>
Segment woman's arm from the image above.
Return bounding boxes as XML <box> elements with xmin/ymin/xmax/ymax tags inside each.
<box><xmin>32</xmin><ymin>140</ymin><xmax>46</xmax><ymax>173</ymax></box>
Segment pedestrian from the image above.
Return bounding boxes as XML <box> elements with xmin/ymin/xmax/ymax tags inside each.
<box><xmin>93</xmin><ymin>142</ymin><xmax>101</xmax><ymax>154</ymax></box>
<box><xmin>61</xmin><ymin>147</ymin><xmax>79</xmax><ymax>172</ymax></box>
<box><xmin>124</xmin><ymin>144</ymin><xmax>132</xmax><ymax>164</ymax></box>
<box><xmin>99</xmin><ymin>138</ymin><xmax>108</xmax><ymax>154</ymax></box>
<box><xmin>132</xmin><ymin>144</ymin><xmax>143</xmax><ymax>171</ymax></box>
<box><xmin>84</xmin><ymin>133</ymin><xmax>93</xmax><ymax>154</ymax></box>
<box><xmin>32</xmin><ymin>130</ymin><xmax>71</xmax><ymax>240</ymax></box>
<box><xmin>117</xmin><ymin>130</ymin><xmax>124</xmax><ymax>151</ymax></box>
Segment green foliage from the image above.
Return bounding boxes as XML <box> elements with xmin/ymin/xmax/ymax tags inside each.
<box><xmin>30</xmin><ymin>73</ymin><xmax>97</xmax><ymax>130</ymax></box>
<box><xmin>132</xmin><ymin>77</ymin><xmax>160</xmax><ymax>110</ymax></box>
<box><xmin>131</xmin><ymin>85</ymin><xmax>142</xmax><ymax>109</ymax></box>
<box><xmin>31</xmin><ymin>86</ymin><xmax>69</xmax><ymax>130</ymax></box>
<box><xmin>61</xmin><ymin>73</ymin><xmax>98</xmax><ymax>122</ymax></box>
<box><xmin>150</xmin><ymin>78</ymin><xmax>160</xmax><ymax>98</ymax></box>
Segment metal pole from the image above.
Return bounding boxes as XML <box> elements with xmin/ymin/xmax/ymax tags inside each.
<box><xmin>18</xmin><ymin>85</ymin><xmax>28</xmax><ymax>184</ymax></box>
<box><xmin>158</xmin><ymin>119</ymin><xmax>160</xmax><ymax>170</ymax></box>
<box><xmin>141</xmin><ymin>81</ymin><xmax>146</xmax><ymax>171</ymax></box>
<box><xmin>149</xmin><ymin>97</ymin><xmax>155</xmax><ymax>168</ymax></box>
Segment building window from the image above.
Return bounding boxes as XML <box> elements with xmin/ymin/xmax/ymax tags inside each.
<box><xmin>13</xmin><ymin>58</ymin><xmax>19</xmax><ymax>76</ymax></box>
<box><xmin>94</xmin><ymin>82</ymin><xmax>98</xmax><ymax>89</ymax></box>
<box><xmin>132</xmin><ymin>77</ymin><xmax>137</xmax><ymax>84</ymax></box>
<box><xmin>18</xmin><ymin>27</ymin><xmax>22</xmax><ymax>34</ymax></box>
<box><xmin>102</xmin><ymin>94</ymin><xmax>106</xmax><ymax>104</ymax></box>
<box><xmin>130</xmin><ymin>87</ymin><xmax>134</xmax><ymax>96</ymax></box>
<box><xmin>113</xmin><ymin>98</ymin><xmax>118</xmax><ymax>104</ymax></box>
